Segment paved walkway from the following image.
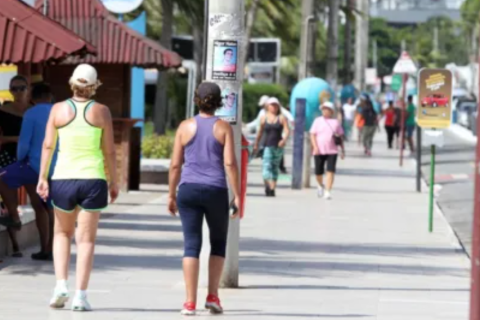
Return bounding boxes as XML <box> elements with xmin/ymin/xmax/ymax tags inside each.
<box><xmin>0</xmin><ymin>132</ymin><xmax>471</xmax><ymax>319</ymax></box>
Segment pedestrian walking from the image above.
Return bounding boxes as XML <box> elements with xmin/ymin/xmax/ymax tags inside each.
<box><xmin>167</xmin><ymin>82</ymin><xmax>240</xmax><ymax>316</ymax></box>
<box><xmin>0</xmin><ymin>83</ymin><xmax>57</xmax><ymax>261</ymax></box>
<box><xmin>383</xmin><ymin>100</ymin><xmax>397</xmax><ymax>149</ymax></box>
<box><xmin>393</xmin><ymin>103</ymin><xmax>402</xmax><ymax>149</ymax></box>
<box><xmin>310</xmin><ymin>101</ymin><xmax>345</xmax><ymax>200</ymax></box>
<box><xmin>246</xmin><ymin>95</ymin><xmax>269</xmax><ymax>158</ymax></box>
<box><xmin>354</xmin><ymin>97</ymin><xmax>366</xmax><ymax>146</ymax></box>
<box><xmin>37</xmin><ymin>64</ymin><xmax>119</xmax><ymax>311</ymax></box>
<box><xmin>405</xmin><ymin>95</ymin><xmax>416</xmax><ymax>154</ymax></box>
<box><xmin>362</xmin><ymin>98</ymin><xmax>379</xmax><ymax>156</ymax></box>
<box><xmin>0</xmin><ymin>75</ymin><xmax>30</xmax><ymax>258</ymax></box>
<box><xmin>342</xmin><ymin>97</ymin><xmax>356</xmax><ymax>141</ymax></box>
<box><xmin>253</xmin><ymin>97</ymin><xmax>290</xmax><ymax>197</ymax></box>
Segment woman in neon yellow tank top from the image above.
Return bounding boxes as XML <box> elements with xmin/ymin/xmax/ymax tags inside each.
<box><xmin>37</xmin><ymin>64</ymin><xmax>119</xmax><ymax>312</ymax></box>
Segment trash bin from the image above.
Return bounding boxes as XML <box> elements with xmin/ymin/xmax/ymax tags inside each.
<box><xmin>241</xmin><ymin>135</ymin><xmax>250</xmax><ymax>219</ymax></box>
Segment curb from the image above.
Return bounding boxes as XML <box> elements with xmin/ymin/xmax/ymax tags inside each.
<box><xmin>410</xmin><ymin>158</ymin><xmax>470</xmax><ymax>261</ymax></box>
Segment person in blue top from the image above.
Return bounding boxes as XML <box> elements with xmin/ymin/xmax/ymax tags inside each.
<box><xmin>0</xmin><ymin>83</ymin><xmax>57</xmax><ymax>261</ymax></box>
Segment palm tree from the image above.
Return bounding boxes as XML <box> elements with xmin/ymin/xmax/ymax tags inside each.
<box><xmin>145</xmin><ymin>0</ymin><xmax>204</xmax><ymax>134</ymax></box>
<box><xmin>243</xmin><ymin>0</ymin><xmax>297</xmax><ymax>66</ymax></box>
<box><xmin>326</xmin><ymin>0</ymin><xmax>339</xmax><ymax>92</ymax></box>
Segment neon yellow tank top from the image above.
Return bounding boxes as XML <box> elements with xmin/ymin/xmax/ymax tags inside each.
<box><xmin>52</xmin><ymin>99</ymin><xmax>106</xmax><ymax>180</ymax></box>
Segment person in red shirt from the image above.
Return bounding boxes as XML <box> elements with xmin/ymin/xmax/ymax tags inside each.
<box><xmin>383</xmin><ymin>100</ymin><xmax>397</xmax><ymax>149</ymax></box>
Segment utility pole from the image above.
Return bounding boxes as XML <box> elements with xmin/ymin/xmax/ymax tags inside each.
<box><xmin>469</xmin><ymin>32</ymin><xmax>480</xmax><ymax>320</ymax></box>
<box><xmin>326</xmin><ymin>0</ymin><xmax>339</xmax><ymax>94</ymax></box>
<box><xmin>354</xmin><ymin>0</ymin><xmax>369</xmax><ymax>92</ymax></box>
<box><xmin>344</xmin><ymin>0</ymin><xmax>354</xmax><ymax>84</ymax></box>
<box><xmin>205</xmin><ymin>0</ymin><xmax>245</xmax><ymax>288</ymax></box>
<box><xmin>373</xmin><ymin>39</ymin><xmax>378</xmax><ymax>72</ymax></box>
<box><xmin>299</xmin><ymin>0</ymin><xmax>315</xmax><ymax>188</ymax></box>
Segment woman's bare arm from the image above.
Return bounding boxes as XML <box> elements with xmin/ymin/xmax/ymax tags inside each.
<box><xmin>253</xmin><ymin>116</ymin><xmax>266</xmax><ymax>150</ymax></box>
<box><xmin>222</xmin><ymin>122</ymin><xmax>240</xmax><ymax>199</ymax></box>
<box><xmin>39</xmin><ymin>105</ymin><xmax>58</xmax><ymax>181</ymax></box>
<box><xmin>100</xmin><ymin>106</ymin><xmax>117</xmax><ymax>183</ymax></box>
<box><xmin>168</xmin><ymin>122</ymin><xmax>186</xmax><ymax>199</ymax></box>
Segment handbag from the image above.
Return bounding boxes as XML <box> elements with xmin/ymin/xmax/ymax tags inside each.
<box><xmin>324</xmin><ymin>118</ymin><xmax>342</xmax><ymax>146</ymax></box>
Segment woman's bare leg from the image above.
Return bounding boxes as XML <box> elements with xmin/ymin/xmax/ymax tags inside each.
<box><xmin>75</xmin><ymin>210</ymin><xmax>100</xmax><ymax>290</ymax></box>
<box><xmin>208</xmin><ymin>256</ymin><xmax>224</xmax><ymax>296</ymax></box>
<box><xmin>325</xmin><ymin>172</ymin><xmax>335</xmax><ymax>190</ymax></box>
<box><xmin>183</xmin><ymin>258</ymin><xmax>200</xmax><ymax>304</ymax></box>
<box><xmin>54</xmin><ymin>208</ymin><xmax>79</xmax><ymax>281</ymax></box>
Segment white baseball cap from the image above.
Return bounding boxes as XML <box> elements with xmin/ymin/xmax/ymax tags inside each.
<box><xmin>70</xmin><ymin>64</ymin><xmax>100</xmax><ymax>87</ymax></box>
<box><xmin>258</xmin><ymin>95</ymin><xmax>270</xmax><ymax>107</ymax></box>
<box><xmin>321</xmin><ymin>101</ymin><xmax>335</xmax><ymax>111</ymax></box>
<box><xmin>266</xmin><ymin>97</ymin><xmax>281</xmax><ymax>106</ymax></box>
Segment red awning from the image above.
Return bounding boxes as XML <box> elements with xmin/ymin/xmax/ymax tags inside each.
<box><xmin>35</xmin><ymin>0</ymin><xmax>182</xmax><ymax>68</ymax></box>
<box><xmin>0</xmin><ymin>0</ymin><xmax>96</xmax><ymax>64</ymax></box>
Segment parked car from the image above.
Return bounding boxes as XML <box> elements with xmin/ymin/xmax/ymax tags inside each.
<box><xmin>421</xmin><ymin>94</ymin><xmax>449</xmax><ymax>108</ymax></box>
<box><xmin>457</xmin><ymin>100</ymin><xmax>477</xmax><ymax>128</ymax></box>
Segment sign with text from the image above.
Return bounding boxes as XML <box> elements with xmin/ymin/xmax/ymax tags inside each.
<box><xmin>212</xmin><ymin>40</ymin><xmax>238</xmax><ymax>81</ymax></box>
<box><xmin>215</xmin><ymin>86</ymin><xmax>238</xmax><ymax>124</ymax></box>
<box><xmin>417</xmin><ymin>68</ymin><xmax>453</xmax><ymax>129</ymax></box>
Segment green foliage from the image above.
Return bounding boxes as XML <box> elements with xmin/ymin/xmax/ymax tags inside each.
<box><xmin>369</xmin><ymin>17</ymin><xmax>469</xmax><ymax>76</ymax></box>
<box><xmin>142</xmin><ymin>134</ymin><xmax>174</xmax><ymax>159</ymax></box>
<box><xmin>242</xmin><ymin>83</ymin><xmax>289</xmax><ymax>122</ymax></box>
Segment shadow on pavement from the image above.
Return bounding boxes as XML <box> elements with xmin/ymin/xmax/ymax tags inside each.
<box><xmin>240</xmin><ymin>237</ymin><xmax>465</xmax><ymax>257</ymax></box>
<box><xmin>239</xmin><ymin>258</ymin><xmax>466</xmax><ymax>278</ymax></box>
<box><xmin>244</xmin><ymin>284</ymin><xmax>467</xmax><ymax>292</ymax></box>
<box><xmin>98</xmin><ymin>221</ymin><xmax>182</xmax><ymax>233</ymax></box>
<box><xmin>336</xmin><ymin>168</ymin><xmax>414</xmax><ymax>178</ymax></box>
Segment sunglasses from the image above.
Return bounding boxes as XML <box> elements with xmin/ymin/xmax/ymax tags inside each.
<box><xmin>10</xmin><ymin>86</ymin><xmax>27</xmax><ymax>93</ymax></box>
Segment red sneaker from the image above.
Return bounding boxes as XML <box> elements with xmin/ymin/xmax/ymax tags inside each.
<box><xmin>181</xmin><ymin>302</ymin><xmax>196</xmax><ymax>316</ymax></box>
<box><xmin>205</xmin><ymin>294</ymin><xmax>223</xmax><ymax>314</ymax></box>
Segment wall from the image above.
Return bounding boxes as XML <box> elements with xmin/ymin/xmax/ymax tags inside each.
<box><xmin>45</xmin><ymin>64</ymin><xmax>130</xmax><ymax>118</ymax></box>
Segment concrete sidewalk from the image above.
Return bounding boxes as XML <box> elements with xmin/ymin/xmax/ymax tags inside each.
<box><xmin>0</xmin><ymin>132</ymin><xmax>471</xmax><ymax>320</ymax></box>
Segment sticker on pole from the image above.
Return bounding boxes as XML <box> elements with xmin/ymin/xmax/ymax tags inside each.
<box><xmin>215</xmin><ymin>86</ymin><xmax>238</xmax><ymax>124</ymax></box>
<box><xmin>212</xmin><ymin>40</ymin><xmax>238</xmax><ymax>81</ymax></box>
<box><xmin>393</xmin><ymin>51</ymin><xmax>417</xmax><ymax>74</ymax></box>
<box><xmin>417</xmin><ymin>68</ymin><xmax>453</xmax><ymax>129</ymax></box>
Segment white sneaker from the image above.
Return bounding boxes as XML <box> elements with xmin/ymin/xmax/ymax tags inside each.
<box><xmin>317</xmin><ymin>186</ymin><xmax>324</xmax><ymax>198</ymax></box>
<box><xmin>324</xmin><ymin>190</ymin><xmax>332</xmax><ymax>200</ymax></box>
<box><xmin>72</xmin><ymin>294</ymin><xmax>92</xmax><ymax>312</ymax></box>
<box><xmin>49</xmin><ymin>286</ymin><xmax>69</xmax><ymax>309</ymax></box>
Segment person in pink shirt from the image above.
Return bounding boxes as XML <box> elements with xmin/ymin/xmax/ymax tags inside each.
<box><xmin>310</xmin><ymin>101</ymin><xmax>345</xmax><ymax>200</ymax></box>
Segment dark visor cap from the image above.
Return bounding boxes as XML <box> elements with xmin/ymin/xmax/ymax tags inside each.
<box><xmin>197</xmin><ymin>82</ymin><xmax>221</xmax><ymax>100</ymax></box>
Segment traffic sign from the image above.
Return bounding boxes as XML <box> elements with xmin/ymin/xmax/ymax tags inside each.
<box><xmin>393</xmin><ymin>51</ymin><xmax>418</xmax><ymax>74</ymax></box>
<box><xmin>417</xmin><ymin>68</ymin><xmax>453</xmax><ymax>129</ymax></box>
<box><xmin>391</xmin><ymin>74</ymin><xmax>402</xmax><ymax>91</ymax></box>
<box><xmin>100</xmin><ymin>0</ymin><xmax>144</xmax><ymax>14</ymax></box>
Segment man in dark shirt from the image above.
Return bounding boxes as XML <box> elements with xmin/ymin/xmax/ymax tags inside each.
<box><xmin>0</xmin><ymin>83</ymin><xmax>56</xmax><ymax>260</ymax></box>
<box><xmin>362</xmin><ymin>98</ymin><xmax>378</xmax><ymax>156</ymax></box>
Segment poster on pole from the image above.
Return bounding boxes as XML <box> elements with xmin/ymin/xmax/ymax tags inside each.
<box><xmin>215</xmin><ymin>86</ymin><xmax>238</xmax><ymax>124</ymax></box>
<box><xmin>212</xmin><ymin>40</ymin><xmax>238</xmax><ymax>81</ymax></box>
<box><xmin>417</xmin><ymin>68</ymin><xmax>453</xmax><ymax>129</ymax></box>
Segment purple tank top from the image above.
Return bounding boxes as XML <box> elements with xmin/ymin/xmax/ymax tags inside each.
<box><xmin>180</xmin><ymin>115</ymin><xmax>227</xmax><ymax>189</ymax></box>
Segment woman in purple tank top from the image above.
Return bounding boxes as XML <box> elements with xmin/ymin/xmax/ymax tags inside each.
<box><xmin>168</xmin><ymin>82</ymin><xmax>240</xmax><ymax>316</ymax></box>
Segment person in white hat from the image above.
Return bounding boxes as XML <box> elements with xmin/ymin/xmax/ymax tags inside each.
<box><xmin>253</xmin><ymin>97</ymin><xmax>290</xmax><ymax>196</ymax></box>
<box><xmin>309</xmin><ymin>101</ymin><xmax>345</xmax><ymax>200</ymax></box>
<box><xmin>37</xmin><ymin>64</ymin><xmax>118</xmax><ymax>312</ymax></box>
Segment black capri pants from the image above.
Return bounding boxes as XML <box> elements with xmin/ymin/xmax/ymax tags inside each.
<box><xmin>177</xmin><ymin>183</ymin><xmax>229</xmax><ymax>258</ymax></box>
<box><xmin>314</xmin><ymin>154</ymin><xmax>338</xmax><ymax>176</ymax></box>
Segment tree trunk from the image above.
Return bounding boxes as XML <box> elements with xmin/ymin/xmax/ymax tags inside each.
<box><xmin>193</xmin><ymin>24</ymin><xmax>204</xmax><ymax>86</ymax></box>
<box><xmin>326</xmin><ymin>0</ymin><xmax>339</xmax><ymax>93</ymax></box>
<box><xmin>242</xmin><ymin>0</ymin><xmax>261</xmax><ymax>66</ymax></box>
<box><xmin>343</xmin><ymin>0</ymin><xmax>353</xmax><ymax>84</ymax></box>
<box><xmin>153</xmin><ymin>0</ymin><xmax>173</xmax><ymax>135</ymax></box>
